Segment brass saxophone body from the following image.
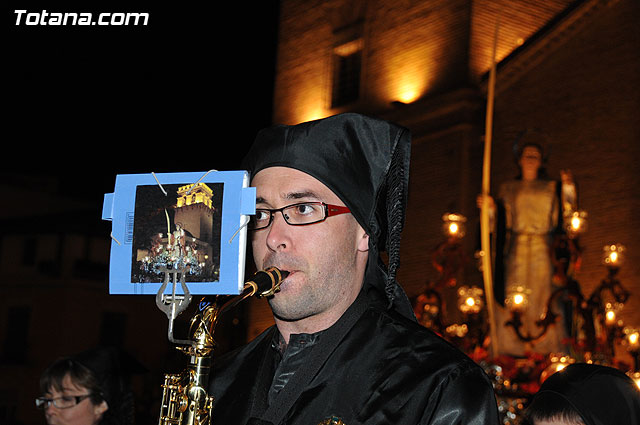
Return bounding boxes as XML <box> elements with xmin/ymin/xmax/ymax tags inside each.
<box><xmin>157</xmin><ymin>267</ymin><xmax>288</xmax><ymax>425</ymax></box>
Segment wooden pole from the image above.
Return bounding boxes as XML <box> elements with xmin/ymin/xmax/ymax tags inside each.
<box><xmin>481</xmin><ymin>14</ymin><xmax>500</xmax><ymax>359</ymax></box>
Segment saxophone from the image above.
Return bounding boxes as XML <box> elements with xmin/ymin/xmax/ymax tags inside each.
<box><xmin>157</xmin><ymin>267</ymin><xmax>289</xmax><ymax>425</ymax></box>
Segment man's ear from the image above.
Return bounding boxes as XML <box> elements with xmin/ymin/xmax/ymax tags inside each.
<box><xmin>357</xmin><ymin>233</ymin><xmax>370</xmax><ymax>252</ymax></box>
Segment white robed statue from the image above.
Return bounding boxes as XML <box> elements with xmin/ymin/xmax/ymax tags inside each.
<box><xmin>478</xmin><ymin>135</ymin><xmax>577</xmax><ymax>356</ymax></box>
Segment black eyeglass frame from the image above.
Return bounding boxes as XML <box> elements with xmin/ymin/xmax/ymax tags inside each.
<box><xmin>250</xmin><ymin>201</ymin><xmax>351</xmax><ymax>230</ymax></box>
<box><xmin>35</xmin><ymin>394</ymin><xmax>92</xmax><ymax>410</ymax></box>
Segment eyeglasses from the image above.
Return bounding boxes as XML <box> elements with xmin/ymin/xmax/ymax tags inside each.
<box><xmin>35</xmin><ymin>394</ymin><xmax>92</xmax><ymax>410</ymax></box>
<box><xmin>249</xmin><ymin>202</ymin><xmax>351</xmax><ymax>230</ymax></box>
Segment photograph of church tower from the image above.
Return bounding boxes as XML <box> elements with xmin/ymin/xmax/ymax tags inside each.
<box><xmin>132</xmin><ymin>182</ymin><xmax>223</xmax><ymax>283</ymax></box>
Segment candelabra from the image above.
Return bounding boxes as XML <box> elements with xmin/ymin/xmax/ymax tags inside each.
<box><xmin>504</xmin><ymin>285</ymin><xmax>566</xmax><ymax>343</ymax></box>
<box><xmin>503</xmin><ymin>242</ymin><xmax>632</xmax><ymax>366</ymax></box>
<box><xmin>584</xmin><ymin>244</ymin><xmax>630</xmax><ymax>356</ymax></box>
<box><xmin>430</xmin><ymin>213</ymin><xmax>468</xmax><ymax>288</ymax></box>
<box><xmin>416</xmin><ymin>210</ymin><xmax>638</xmax><ymax>382</ymax></box>
<box><xmin>416</xmin><ymin>213</ymin><xmax>489</xmax><ymax>347</ymax></box>
<box><xmin>414</xmin><ymin>210</ymin><xmax>639</xmax><ymax>425</ymax></box>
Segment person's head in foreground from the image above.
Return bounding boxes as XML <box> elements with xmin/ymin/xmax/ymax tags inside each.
<box><xmin>523</xmin><ymin>363</ymin><xmax>640</xmax><ymax>425</ymax></box>
<box><xmin>37</xmin><ymin>347</ymin><xmax>135</xmax><ymax>425</ymax></box>
<box><xmin>208</xmin><ymin>112</ymin><xmax>500</xmax><ymax>424</ymax></box>
<box><xmin>243</xmin><ymin>112</ymin><xmax>415</xmax><ymax>337</ymax></box>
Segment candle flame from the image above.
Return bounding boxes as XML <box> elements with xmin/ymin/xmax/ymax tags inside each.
<box><xmin>630</xmin><ymin>373</ymin><xmax>640</xmax><ymax>390</ymax></box>
<box><xmin>571</xmin><ymin>216</ymin><xmax>581</xmax><ymax>230</ymax></box>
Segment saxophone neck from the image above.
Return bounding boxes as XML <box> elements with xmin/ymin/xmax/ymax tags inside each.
<box><xmin>181</xmin><ymin>302</ymin><xmax>220</xmax><ymax>356</ymax></box>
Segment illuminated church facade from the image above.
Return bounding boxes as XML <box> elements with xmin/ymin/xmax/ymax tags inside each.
<box><xmin>246</xmin><ymin>0</ymin><xmax>640</xmax><ymax>351</ymax></box>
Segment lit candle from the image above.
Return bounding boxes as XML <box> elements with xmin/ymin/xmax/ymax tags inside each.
<box><xmin>445</xmin><ymin>323</ymin><xmax>468</xmax><ymax>338</ymax></box>
<box><xmin>442</xmin><ymin>213</ymin><xmax>467</xmax><ymax>238</ymax></box>
<box><xmin>513</xmin><ymin>293</ymin><xmax>525</xmax><ymax>306</ymax></box>
<box><xmin>624</xmin><ymin>327</ymin><xmax>640</xmax><ymax>352</ymax></box>
<box><xmin>506</xmin><ymin>285</ymin><xmax>529</xmax><ymax>312</ymax></box>
<box><xmin>570</xmin><ymin>215</ymin><xmax>581</xmax><ymax>231</ymax></box>
<box><xmin>457</xmin><ymin>286</ymin><xmax>483</xmax><ymax>314</ymax></box>
<box><xmin>605</xmin><ymin>310</ymin><xmax>616</xmax><ymax>324</ymax></box>
<box><xmin>541</xmin><ymin>354</ymin><xmax>574</xmax><ymax>382</ymax></box>
<box><xmin>604</xmin><ymin>302</ymin><xmax>616</xmax><ymax>326</ymax></box>
<box><xmin>565</xmin><ymin>210</ymin><xmax>587</xmax><ymax>238</ymax></box>
<box><xmin>603</xmin><ymin>243</ymin><xmax>625</xmax><ymax>267</ymax></box>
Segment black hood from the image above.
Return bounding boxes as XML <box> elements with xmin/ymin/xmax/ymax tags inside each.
<box><xmin>528</xmin><ymin>363</ymin><xmax>640</xmax><ymax>425</ymax></box>
<box><xmin>242</xmin><ymin>113</ymin><xmax>415</xmax><ymax>320</ymax></box>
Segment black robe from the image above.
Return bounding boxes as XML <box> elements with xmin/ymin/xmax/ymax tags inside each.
<box><xmin>209</xmin><ymin>292</ymin><xmax>499</xmax><ymax>425</ymax></box>
<box><xmin>218</xmin><ymin>114</ymin><xmax>500</xmax><ymax>424</ymax></box>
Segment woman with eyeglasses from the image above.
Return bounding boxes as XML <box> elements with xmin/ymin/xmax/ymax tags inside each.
<box><xmin>36</xmin><ymin>347</ymin><xmax>137</xmax><ymax>425</ymax></box>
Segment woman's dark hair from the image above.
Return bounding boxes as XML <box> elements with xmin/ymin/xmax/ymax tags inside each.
<box><xmin>40</xmin><ymin>357</ymin><xmax>106</xmax><ymax>407</ymax></box>
<box><xmin>522</xmin><ymin>363</ymin><xmax>640</xmax><ymax>425</ymax></box>
<box><xmin>40</xmin><ymin>347</ymin><xmax>137</xmax><ymax>425</ymax></box>
<box><xmin>522</xmin><ymin>392</ymin><xmax>585</xmax><ymax>424</ymax></box>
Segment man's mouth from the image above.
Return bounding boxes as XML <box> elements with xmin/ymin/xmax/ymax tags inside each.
<box><xmin>279</xmin><ymin>269</ymin><xmax>295</xmax><ymax>281</ymax></box>
<box><xmin>273</xmin><ymin>269</ymin><xmax>296</xmax><ymax>291</ymax></box>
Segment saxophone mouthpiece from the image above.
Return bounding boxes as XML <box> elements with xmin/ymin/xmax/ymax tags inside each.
<box><xmin>247</xmin><ymin>267</ymin><xmax>289</xmax><ymax>297</ymax></box>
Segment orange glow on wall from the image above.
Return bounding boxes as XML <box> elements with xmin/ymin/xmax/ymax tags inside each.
<box><xmin>294</xmin><ymin>78</ymin><xmax>328</xmax><ymax>123</ymax></box>
<box><xmin>397</xmin><ymin>85</ymin><xmax>420</xmax><ymax>104</ymax></box>
<box><xmin>299</xmin><ymin>108</ymin><xmax>328</xmax><ymax>124</ymax></box>
<box><xmin>277</xmin><ymin>59</ymin><xmax>329</xmax><ymax>124</ymax></box>
<box><xmin>375</xmin><ymin>39</ymin><xmax>443</xmax><ymax>105</ymax></box>
<box><xmin>388</xmin><ymin>55</ymin><xmax>431</xmax><ymax>104</ymax></box>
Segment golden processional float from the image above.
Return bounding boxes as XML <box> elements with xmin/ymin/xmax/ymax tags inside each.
<box><xmin>411</xmin><ymin>15</ymin><xmax>639</xmax><ymax>425</ymax></box>
<box><xmin>416</xmin><ymin>213</ymin><xmax>637</xmax><ymax>423</ymax></box>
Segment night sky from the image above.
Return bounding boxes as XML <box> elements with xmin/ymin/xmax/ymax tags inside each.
<box><xmin>6</xmin><ymin>2</ymin><xmax>280</xmax><ymax>205</ymax></box>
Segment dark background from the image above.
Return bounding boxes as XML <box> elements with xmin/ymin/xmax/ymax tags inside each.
<box><xmin>5</xmin><ymin>4</ymin><xmax>280</xmax><ymax>423</ymax></box>
<box><xmin>6</xmin><ymin>1</ymin><xmax>280</xmax><ymax>205</ymax></box>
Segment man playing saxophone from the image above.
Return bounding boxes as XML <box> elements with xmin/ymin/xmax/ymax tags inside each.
<box><xmin>209</xmin><ymin>113</ymin><xmax>499</xmax><ymax>424</ymax></box>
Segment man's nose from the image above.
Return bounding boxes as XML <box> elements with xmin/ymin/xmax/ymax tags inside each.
<box><xmin>266</xmin><ymin>211</ymin><xmax>292</xmax><ymax>251</ymax></box>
